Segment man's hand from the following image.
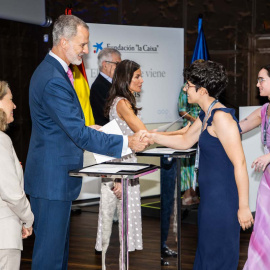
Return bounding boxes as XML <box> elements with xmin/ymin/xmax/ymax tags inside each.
<box><xmin>139</xmin><ymin>131</ymin><xmax>156</xmax><ymax>145</ymax></box>
<box><xmin>88</xmin><ymin>125</ymin><xmax>102</xmax><ymax>131</ymax></box>
<box><xmin>128</xmin><ymin>130</ymin><xmax>151</xmax><ymax>152</ymax></box>
<box><xmin>22</xmin><ymin>225</ymin><xmax>33</xmax><ymax>239</ymax></box>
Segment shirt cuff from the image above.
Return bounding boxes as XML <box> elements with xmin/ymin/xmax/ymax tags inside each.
<box><xmin>121</xmin><ymin>135</ymin><xmax>128</xmax><ymax>156</ymax></box>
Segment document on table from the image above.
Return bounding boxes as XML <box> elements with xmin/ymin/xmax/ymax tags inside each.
<box><xmin>142</xmin><ymin>148</ymin><xmax>195</xmax><ymax>154</ymax></box>
<box><xmin>80</xmin><ymin>164</ymin><xmax>149</xmax><ymax>173</ymax></box>
<box><xmin>93</xmin><ymin>119</ymin><xmax>132</xmax><ymax>164</ymax></box>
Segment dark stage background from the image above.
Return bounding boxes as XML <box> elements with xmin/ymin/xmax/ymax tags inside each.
<box><xmin>1</xmin><ymin>0</ymin><xmax>270</xmax><ymax>165</ymax></box>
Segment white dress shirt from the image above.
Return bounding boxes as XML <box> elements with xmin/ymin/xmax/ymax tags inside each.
<box><xmin>100</xmin><ymin>71</ymin><xmax>113</xmax><ymax>83</ymax></box>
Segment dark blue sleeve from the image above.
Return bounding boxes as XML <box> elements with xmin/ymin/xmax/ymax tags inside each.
<box><xmin>207</xmin><ymin>108</ymin><xmax>242</xmax><ymax>133</ymax></box>
<box><xmin>42</xmin><ymin>77</ymin><xmax>123</xmax><ymax>158</ymax></box>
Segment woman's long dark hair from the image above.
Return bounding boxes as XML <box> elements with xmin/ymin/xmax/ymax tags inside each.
<box><xmin>104</xmin><ymin>59</ymin><xmax>142</xmax><ymax>117</ymax></box>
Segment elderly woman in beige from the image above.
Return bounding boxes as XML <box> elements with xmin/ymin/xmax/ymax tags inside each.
<box><xmin>0</xmin><ymin>81</ymin><xmax>34</xmax><ymax>270</ymax></box>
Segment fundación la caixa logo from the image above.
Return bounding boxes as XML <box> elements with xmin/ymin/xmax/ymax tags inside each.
<box><xmin>91</xmin><ymin>41</ymin><xmax>163</xmax><ymax>99</ymax></box>
<box><xmin>93</xmin><ymin>42</ymin><xmax>103</xmax><ymax>53</ymax></box>
<box><xmin>93</xmin><ymin>41</ymin><xmax>159</xmax><ymax>53</ymax></box>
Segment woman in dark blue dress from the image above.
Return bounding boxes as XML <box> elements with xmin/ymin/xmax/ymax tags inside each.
<box><xmin>141</xmin><ymin>60</ymin><xmax>254</xmax><ymax>269</ymax></box>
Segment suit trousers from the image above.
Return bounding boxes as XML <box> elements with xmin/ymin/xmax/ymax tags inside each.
<box><xmin>30</xmin><ymin>197</ymin><xmax>72</xmax><ymax>270</ymax></box>
<box><xmin>160</xmin><ymin>157</ymin><xmax>176</xmax><ymax>249</ymax></box>
<box><xmin>0</xmin><ymin>249</ymin><xmax>20</xmax><ymax>270</ymax></box>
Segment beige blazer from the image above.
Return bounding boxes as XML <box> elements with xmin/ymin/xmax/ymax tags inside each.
<box><xmin>0</xmin><ymin>131</ymin><xmax>34</xmax><ymax>250</ymax></box>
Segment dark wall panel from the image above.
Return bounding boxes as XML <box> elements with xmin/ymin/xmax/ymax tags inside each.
<box><xmin>1</xmin><ymin>0</ymin><xmax>270</xmax><ymax>163</ymax></box>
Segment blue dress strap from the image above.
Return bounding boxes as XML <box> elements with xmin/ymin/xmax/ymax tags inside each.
<box><xmin>199</xmin><ymin>110</ymin><xmax>205</xmax><ymax>122</ymax></box>
<box><xmin>207</xmin><ymin>108</ymin><xmax>242</xmax><ymax>133</ymax></box>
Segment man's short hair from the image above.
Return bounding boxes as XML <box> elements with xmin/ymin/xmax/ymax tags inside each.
<box><xmin>97</xmin><ymin>48</ymin><xmax>121</xmax><ymax>71</ymax></box>
<box><xmin>52</xmin><ymin>15</ymin><xmax>89</xmax><ymax>46</ymax></box>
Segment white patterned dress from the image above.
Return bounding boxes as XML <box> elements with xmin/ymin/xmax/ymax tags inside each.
<box><xmin>95</xmin><ymin>97</ymin><xmax>143</xmax><ymax>269</ymax></box>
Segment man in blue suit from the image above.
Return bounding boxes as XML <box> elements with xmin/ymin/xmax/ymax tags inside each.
<box><xmin>24</xmin><ymin>15</ymin><xmax>148</xmax><ymax>270</ymax></box>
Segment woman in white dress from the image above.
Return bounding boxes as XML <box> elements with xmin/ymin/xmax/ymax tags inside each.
<box><xmin>95</xmin><ymin>60</ymin><xmax>189</xmax><ymax>269</ymax></box>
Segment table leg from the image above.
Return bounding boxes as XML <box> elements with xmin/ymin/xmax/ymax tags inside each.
<box><xmin>176</xmin><ymin>158</ymin><xmax>181</xmax><ymax>269</ymax></box>
<box><xmin>121</xmin><ymin>177</ymin><xmax>129</xmax><ymax>270</ymax></box>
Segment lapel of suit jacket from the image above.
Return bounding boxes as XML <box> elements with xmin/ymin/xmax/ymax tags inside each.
<box><xmin>44</xmin><ymin>54</ymin><xmax>84</xmax><ymax>119</ymax></box>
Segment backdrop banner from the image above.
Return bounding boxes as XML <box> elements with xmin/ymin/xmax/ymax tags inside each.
<box><xmin>85</xmin><ymin>23</ymin><xmax>184</xmax><ymax>124</ymax></box>
<box><xmin>240</xmin><ymin>106</ymin><xmax>263</xmax><ymax>212</ymax></box>
<box><xmin>78</xmin><ymin>24</ymin><xmax>184</xmax><ymax>200</ymax></box>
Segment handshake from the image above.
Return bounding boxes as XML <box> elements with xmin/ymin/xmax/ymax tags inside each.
<box><xmin>128</xmin><ymin>130</ymin><xmax>154</xmax><ymax>152</ymax></box>
<box><xmin>89</xmin><ymin>125</ymin><xmax>155</xmax><ymax>153</ymax></box>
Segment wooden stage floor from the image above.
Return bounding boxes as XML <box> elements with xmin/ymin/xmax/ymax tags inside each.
<box><xmin>21</xmin><ymin>198</ymin><xmax>251</xmax><ymax>270</ymax></box>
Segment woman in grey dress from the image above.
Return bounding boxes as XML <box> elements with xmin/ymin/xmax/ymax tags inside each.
<box><xmin>95</xmin><ymin>60</ymin><xmax>189</xmax><ymax>269</ymax></box>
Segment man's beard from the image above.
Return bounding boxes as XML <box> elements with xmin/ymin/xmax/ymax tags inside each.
<box><xmin>66</xmin><ymin>48</ymin><xmax>83</xmax><ymax>65</ymax></box>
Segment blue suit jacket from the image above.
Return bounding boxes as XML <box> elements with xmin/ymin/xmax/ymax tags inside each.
<box><xmin>25</xmin><ymin>54</ymin><xmax>123</xmax><ymax>201</ymax></box>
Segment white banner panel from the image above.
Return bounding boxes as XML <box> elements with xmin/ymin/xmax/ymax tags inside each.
<box><xmin>84</xmin><ymin>23</ymin><xmax>184</xmax><ymax>124</ymax></box>
<box><xmin>78</xmin><ymin>24</ymin><xmax>184</xmax><ymax>201</ymax></box>
<box><xmin>240</xmin><ymin>106</ymin><xmax>263</xmax><ymax>212</ymax></box>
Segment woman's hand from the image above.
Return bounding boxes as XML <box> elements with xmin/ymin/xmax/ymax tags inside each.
<box><xmin>22</xmin><ymin>225</ymin><xmax>33</xmax><ymax>239</ymax></box>
<box><xmin>237</xmin><ymin>206</ymin><xmax>254</xmax><ymax>231</ymax></box>
<box><xmin>129</xmin><ymin>130</ymin><xmax>151</xmax><ymax>152</ymax></box>
<box><xmin>139</xmin><ymin>131</ymin><xmax>155</xmax><ymax>144</ymax></box>
<box><xmin>252</xmin><ymin>153</ymin><xmax>270</xmax><ymax>172</ymax></box>
<box><xmin>112</xmin><ymin>182</ymin><xmax>122</xmax><ymax>199</ymax></box>
<box><xmin>88</xmin><ymin>125</ymin><xmax>102</xmax><ymax>131</ymax></box>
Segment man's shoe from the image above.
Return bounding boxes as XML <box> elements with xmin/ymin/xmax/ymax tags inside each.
<box><xmin>161</xmin><ymin>257</ymin><xmax>170</xmax><ymax>266</ymax></box>
<box><xmin>161</xmin><ymin>246</ymin><xmax>177</xmax><ymax>258</ymax></box>
<box><xmin>95</xmin><ymin>249</ymin><xmax>102</xmax><ymax>255</ymax></box>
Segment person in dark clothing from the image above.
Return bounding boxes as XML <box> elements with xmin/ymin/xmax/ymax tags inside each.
<box><xmin>90</xmin><ymin>48</ymin><xmax>121</xmax><ymax>125</ymax></box>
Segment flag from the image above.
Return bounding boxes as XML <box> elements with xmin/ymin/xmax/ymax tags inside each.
<box><xmin>65</xmin><ymin>7</ymin><xmax>95</xmax><ymax>126</ymax></box>
<box><xmin>191</xmin><ymin>16</ymin><xmax>209</xmax><ymax>63</ymax></box>
<box><xmin>189</xmin><ymin>16</ymin><xmax>210</xmax><ymax>190</ymax></box>
<box><xmin>72</xmin><ymin>64</ymin><xmax>95</xmax><ymax>126</ymax></box>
